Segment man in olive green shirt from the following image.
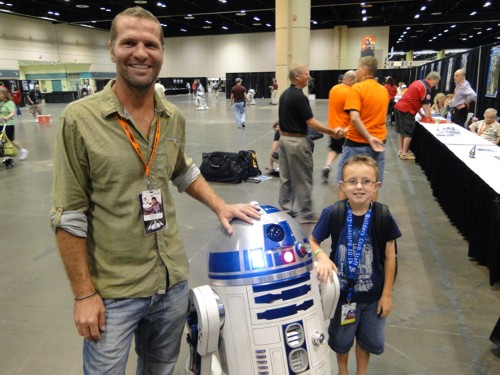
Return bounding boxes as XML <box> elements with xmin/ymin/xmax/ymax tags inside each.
<box><xmin>50</xmin><ymin>7</ymin><xmax>259</xmax><ymax>374</ymax></box>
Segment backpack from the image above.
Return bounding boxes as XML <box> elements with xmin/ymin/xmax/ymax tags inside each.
<box><xmin>329</xmin><ymin>199</ymin><xmax>398</xmax><ymax>284</ymax></box>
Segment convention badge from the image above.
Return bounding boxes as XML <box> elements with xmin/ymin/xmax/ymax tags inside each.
<box><xmin>341</xmin><ymin>302</ymin><xmax>357</xmax><ymax>325</ymax></box>
<box><xmin>139</xmin><ymin>189</ymin><xmax>167</xmax><ymax>235</ymax></box>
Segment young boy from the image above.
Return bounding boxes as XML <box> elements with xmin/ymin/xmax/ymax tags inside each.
<box><xmin>309</xmin><ymin>155</ymin><xmax>401</xmax><ymax>375</ymax></box>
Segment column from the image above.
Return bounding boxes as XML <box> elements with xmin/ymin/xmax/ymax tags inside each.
<box><xmin>275</xmin><ymin>0</ymin><xmax>311</xmax><ymax>98</ymax></box>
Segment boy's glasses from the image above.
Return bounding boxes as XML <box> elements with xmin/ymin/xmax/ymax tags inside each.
<box><xmin>343</xmin><ymin>179</ymin><xmax>377</xmax><ymax>187</ymax></box>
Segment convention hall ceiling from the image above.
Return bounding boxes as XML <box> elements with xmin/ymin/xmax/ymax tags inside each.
<box><xmin>3</xmin><ymin>0</ymin><xmax>500</xmax><ymax>53</ymax></box>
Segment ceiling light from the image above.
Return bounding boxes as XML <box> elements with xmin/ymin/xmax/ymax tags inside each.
<box><xmin>451</xmin><ymin>24</ymin><xmax>456</xmax><ymax>28</ymax></box>
<box><xmin>205</xmin><ymin>20</ymin><xmax>212</xmax><ymax>24</ymax></box>
<box><xmin>406</xmin><ymin>27</ymin><xmax>411</xmax><ymax>30</ymax></box>
<box><xmin>184</xmin><ymin>14</ymin><xmax>194</xmax><ymax>19</ymax></box>
<box><xmin>444</xmin><ymin>29</ymin><xmax>449</xmax><ymax>32</ymax></box>
<box><xmin>414</xmin><ymin>14</ymin><xmax>420</xmax><ymax>19</ymax></box>
<box><xmin>180</xmin><ymin>29</ymin><xmax>187</xmax><ymax>32</ymax></box>
<box><xmin>470</xmin><ymin>11</ymin><xmax>477</xmax><ymax>16</ymax></box>
<box><xmin>362</xmin><ymin>9</ymin><xmax>366</xmax><ymax>14</ymax></box>
<box><xmin>266</xmin><ymin>23</ymin><xmax>272</xmax><ymax>27</ymax></box>
<box><xmin>420</xmin><ymin>6</ymin><xmax>426</xmax><ymax>11</ymax></box>
<box><xmin>487</xmin><ymin>27</ymin><xmax>493</xmax><ymax>31</ymax></box>
<box><xmin>236</xmin><ymin>10</ymin><xmax>246</xmax><ymax>16</ymax></box>
<box><xmin>311</xmin><ymin>20</ymin><xmax>318</xmax><ymax>25</ymax></box>
<box><xmin>134</xmin><ymin>1</ymin><xmax>148</xmax><ymax>4</ymax></box>
<box><xmin>219</xmin><ymin>0</ymin><xmax>227</xmax><ymax>3</ymax></box>
<box><xmin>156</xmin><ymin>2</ymin><xmax>166</xmax><ymax>8</ymax></box>
<box><xmin>253</xmin><ymin>16</ymin><xmax>260</xmax><ymax>21</ymax></box>
<box><xmin>484</xmin><ymin>1</ymin><xmax>491</xmax><ymax>6</ymax></box>
<box><xmin>431</xmin><ymin>12</ymin><xmax>442</xmax><ymax>16</ymax></box>
<box><xmin>76</xmin><ymin>4</ymin><xmax>90</xmax><ymax>8</ymax></box>
<box><xmin>362</xmin><ymin>16</ymin><xmax>367</xmax><ymax>21</ymax></box>
<box><xmin>252</xmin><ymin>22</ymin><xmax>261</xmax><ymax>26</ymax></box>
<box><xmin>222</xmin><ymin>26</ymin><xmax>228</xmax><ymax>30</ymax></box>
<box><xmin>203</xmin><ymin>26</ymin><xmax>211</xmax><ymax>29</ymax></box>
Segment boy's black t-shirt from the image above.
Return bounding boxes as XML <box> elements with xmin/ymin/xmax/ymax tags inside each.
<box><xmin>312</xmin><ymin>204</ymin><xmax>402</xmax><ymax>303</ymax></box>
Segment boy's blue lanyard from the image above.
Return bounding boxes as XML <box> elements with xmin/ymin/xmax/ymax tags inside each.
<box><xmin>345</xmin><ymin>202</ymin><xmax>372</xmax><ymax>302</ymax></box>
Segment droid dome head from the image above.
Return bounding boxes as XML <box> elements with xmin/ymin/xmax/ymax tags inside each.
<box><xmin>208</xmin><ymin>204</ymin><xmax>312</xmax><ymax>286</ymax></box>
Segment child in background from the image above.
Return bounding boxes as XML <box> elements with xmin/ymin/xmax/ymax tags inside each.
<box><xmin>309</xmin><ymin>155</ymin><xmax>401</xmax><ymax>375</ymax></box>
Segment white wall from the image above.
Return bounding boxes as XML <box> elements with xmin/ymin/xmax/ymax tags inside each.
<box><xmin>0</xmin><ymin>13</ymin><xmax>390</xmax><ymax>79</ymax></box>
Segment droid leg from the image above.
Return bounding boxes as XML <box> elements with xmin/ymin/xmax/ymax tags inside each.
<box><xmin>186</xmin><ymin>285</ymin><xmax>224</xmax><ymax>375</ymax></box>
<box><xmin>313</xmin><ymin>265</ymin><xmax>341</xmax><ymax>321</ymax></box>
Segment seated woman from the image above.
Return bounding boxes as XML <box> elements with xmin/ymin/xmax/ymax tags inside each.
<box><xmin>468</xmin><ymin>108</ymin><xmax>500</xmax><ymax>145</ymax></box>
<box><xmin>431</xmin><ymin>93</ymin><xmax>448</xmax><ymax>117</ymax></box>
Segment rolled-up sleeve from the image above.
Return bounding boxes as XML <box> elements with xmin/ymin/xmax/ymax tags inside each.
<box><xmin>50</xmin><ymin>108</ymin><xmax>90</xmax><ymax>235</ymax></box>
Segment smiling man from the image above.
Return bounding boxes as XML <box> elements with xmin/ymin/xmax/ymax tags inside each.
<box><xmin>50</xmin><ymin>7</ymin><xmax>260</xmax><ymax>374</ymax></box>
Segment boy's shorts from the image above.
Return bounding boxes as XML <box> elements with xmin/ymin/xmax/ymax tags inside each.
<box><xmin>328</xmin><ymin>300</ymin><xmax>386</xmax><ymax>355</ymax></box>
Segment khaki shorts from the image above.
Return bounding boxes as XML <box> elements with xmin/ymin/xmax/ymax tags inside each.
<box><xmin>30</xmin><ymin>104</ymin><xmax>43</xmax><ymax>115</ymax></box>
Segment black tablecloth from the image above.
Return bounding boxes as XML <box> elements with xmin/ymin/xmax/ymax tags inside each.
<box><xmin>411</xmin><ymin>123</ymin><xmax>500</xmax><ymax>285</ymax></box>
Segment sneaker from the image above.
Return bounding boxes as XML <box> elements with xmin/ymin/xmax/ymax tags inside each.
<box><xmin>242</xmin><ymin>123</ymin><xmax>246</xmax><ymax>128</ymax></box>
<box><xmin>397</xmin><ymin>151</ymin><xmax>402</xmax><ymax>157</ymax></box>
<box><xmin>19</xmin><ymin>148</ymin><xmax>29</xmax><ymax>160</ymax></box>
<box><xmin>286</xmin><ymin>210</ymin><xmax>298</xmax><ymax>218</ymax></box>
<box><xmin>321</xmin><ymin>165</ymin><xmax>330</xmax><ymax>182</ymax></box>
<box><xmin>399</xmin><ymin>153</ymin><xmax>415</xmax><ymax>160</ymax></box>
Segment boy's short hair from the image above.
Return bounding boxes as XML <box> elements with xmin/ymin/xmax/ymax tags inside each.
<box><xmin>341</xmin><ymin>155</ymin><xmax>379</xmax><ymax>181</ymax></box>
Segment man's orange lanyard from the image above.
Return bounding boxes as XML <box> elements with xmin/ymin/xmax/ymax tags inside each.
<box><xmin>117</xmin><ymin>114</ymin><xmax>161</xmax><ymax>188</ymax></box>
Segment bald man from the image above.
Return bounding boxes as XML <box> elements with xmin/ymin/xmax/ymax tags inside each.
<box><xmin>321</xmin><ymin>70</ymin><xmax>357</xmax><ymax>183</ymax></box>
<box><xmin>450</xmin><ymin>69</ymin><xmax>477</xmax><ymax>127</ymax></box>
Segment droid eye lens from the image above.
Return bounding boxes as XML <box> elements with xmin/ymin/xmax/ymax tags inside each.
<box><xmin>266</xmin><ymin>224</ymin><xmax>285</xmax><ymax>242</ymax></box>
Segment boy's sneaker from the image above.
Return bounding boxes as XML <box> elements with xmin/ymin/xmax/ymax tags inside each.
<box><xmin>19</xmin><ymin>148</ymin><xmax>29</xmax><ymax>160</ymax></box>
<box><xmin>285</xmin><ymin>210</ymin><xmax>298</xmax><ymax>218</ymax></box>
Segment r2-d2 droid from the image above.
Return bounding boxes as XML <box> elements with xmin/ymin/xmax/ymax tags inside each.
<box><xmin>247</xmin><ymin>89</ymin><xmax>256</xmax><ymax>105</ymax></box>
<box><xmin>186</xmin><ymin>204</ymin><xmax>340</xmax><ymax>375</ymax></box>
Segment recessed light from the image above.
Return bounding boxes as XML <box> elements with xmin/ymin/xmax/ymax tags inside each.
<box><xmin>184</xmin><ymin>15</ymin><xmax>194</xmax><ymax>20</ymax></box>
<box><xmin>134</xmin><ymin>1</ymin><xmax>148</xmax><ymax>4</ymax></box>
<box><xmin>253</xmin><ymin>22</ymin><xmax>261</xmax><ymax>26</ymax></box>
<box><xmin>76</xmin><ymin>4</ymin><xmax>90</xmax><ymax>8</ymax></box>
<box><xmin>431</xmin><ymin>12</ymin><xmax>442</xmax><ymax>16</ymax></box>
<box><xmin>203</xmin><ymin>25</ymin><xmax>212</xmax><ymax>29</ymax></box>
<box><xmin>236</xmin><ymin>11</ymin><xmax>246</xmax><ymax>16</ymax></box>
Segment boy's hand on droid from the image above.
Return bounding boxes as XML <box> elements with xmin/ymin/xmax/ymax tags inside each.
<box><xmin>315</xmin><ymin>253</ymin><xmax>337</xmax><ymax>284</ymax></box>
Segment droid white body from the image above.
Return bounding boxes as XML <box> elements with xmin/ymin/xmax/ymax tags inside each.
<box><xmin>186</xmin><ymin>205</ymin><xmax>340</xmax><ymax>375</ymax></box>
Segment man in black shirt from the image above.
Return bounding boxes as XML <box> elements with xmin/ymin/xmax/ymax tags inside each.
<box><xmin>278</xmin><ymin>63</ymin><xmax>339</xmax><ymax>223</ymax></box>
<box><xmin>27</xmin><ymin>84</ymin><xmax>44</xmax><ymax>122</ymax></box>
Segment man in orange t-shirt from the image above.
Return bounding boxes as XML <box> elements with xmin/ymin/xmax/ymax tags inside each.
<box><xmin>336</xmin><ymin>56</ymin><xmax>389</xmax><ymax>200</ymax></box>
<box><xmin>321</xmin><ymin>70</ymin><xmax>356</xmax><ymax>183</ymax></box>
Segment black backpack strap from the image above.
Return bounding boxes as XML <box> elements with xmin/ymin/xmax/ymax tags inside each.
<box><xmin>372</xmin><ymin>202</ymin><xmax>398</xmax><ymax>284</ymax></box>
<box><xmin>329</xmin><ymin>200</ymin><xmax>347</xmax><ymax>261</ymax></box>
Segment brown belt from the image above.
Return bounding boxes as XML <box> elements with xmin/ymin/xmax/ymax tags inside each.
<box><xmin>280</xmin><ymin>131</ymin><xmax>307</xmax><ymax>137</ymax></box>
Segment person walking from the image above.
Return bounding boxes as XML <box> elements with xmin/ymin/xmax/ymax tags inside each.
<box><xmin>27</xmin><ymin>83</ymin><xmax>44</xmax><ymax>123</ymax></box>
<box><xmin>230</xmin><ymin>78</ymin><xmax>247</xmax><ymax>129</ymax></box>
<box><xmin>49</xmin><ymin>7</ymin><xmax>260</xmax><ymax>374</ymax></box>
<box><xmin>0</xmin><ymin>87</ymin><xmax>28</xmax><ymax>160</ymax></box>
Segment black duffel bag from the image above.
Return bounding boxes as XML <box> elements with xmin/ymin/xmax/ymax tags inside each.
<box><xmin>200</xmin><ymin>151</ymin><xmax>250</xmax><ymax>183</ymax></box>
